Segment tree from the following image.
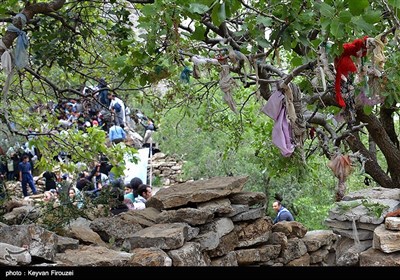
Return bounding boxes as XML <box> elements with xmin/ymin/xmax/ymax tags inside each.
<box><xmin>0</xmin><ymin>1</ymin><xmax>400</xmax><ymax>198</ymax></box>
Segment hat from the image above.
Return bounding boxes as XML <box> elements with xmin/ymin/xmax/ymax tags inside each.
<box><xmin>92</xmin><ymin>120</ymin><xmax>99</xmax><ymax>126</ymax></box>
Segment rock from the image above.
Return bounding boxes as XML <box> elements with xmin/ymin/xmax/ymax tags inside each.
<box><xmin>130</xmin><ymin>248</ymin><xmax>172</xmax><ymax>266</ymax></box>
<box><xmin>146</xmin><ymin>176</ymin><xmax>248</xmax><ymax>210</ymax></box>
<box><xmin>360</xmin><ymin>247</ymin><xmax>400</xmax><ymax>266</ymax></box>
<box><xmin>55</xmin><ymin>245</ymin><xmax>132</xmax><ymax>266</ymax></box>
<box><xmin>0</xmin><ymin>243</ymin><xmax>31</xmax><ymax>265</ymax></box>
<box><xmin>0</xmin><ymin>224</ymin><xmax>57</xmax><ymax>262</ymax></box>
<box><xmin>373</xmin><ymin>224</ymin><xmax>400</xmax><ymax>253</ymax></box>
<box><xmin>167</xmin><ymin>242</ymin><xmax>209</xmax><ymax>266</ymax></box>
<box><xmin>128</xmin><ymin>223</ymin><xmax>191</xmax><ymax>250</ymax></box>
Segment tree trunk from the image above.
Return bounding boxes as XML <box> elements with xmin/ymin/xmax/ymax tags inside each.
<box><xmin>352</xmin><ymin>108</ymin><xmax>400</xmax><ymax>188</ymax></box>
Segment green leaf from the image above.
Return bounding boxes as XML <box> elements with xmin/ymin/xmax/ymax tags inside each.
<box><xmin>211</xmin><ymin>3</ymin><xmax>222</xmax><ymax>26</ymax></box>
<box><xmin>139</xmin><ymin>74</ymin><xmax>148</xmax><ymax>86</ymax></box>
<box><xmin>388</xmin><ymin>0</ymin><xmax>400</xmax><ymax>9</ymax></box>
<box><xmin>363</xmin><ymin>10</ymin><xmax>382</xmax><ymax>24</ymax></box>
<box><xmin>224</xmin><ymin>0</ymin><xmax>233</xmax><ymax>18</ymax></box>
<box><xmin>330</xmin><ymin>18</ymin><xmax>344</xmax><ymax>39</ymax></box>
<box><xmin>218</xmin><ymin>2</ymin><xmax>227</xmax><ymax>22</ymax></box>
<box><xmin>319</xmin><ymin>2</ymin><xmax>335</xmax><ymax>18</ymax></box>
<box><xmin>297</xmin><ymin>34</ymin><xmax>310</xmax><ymax>47</ymax></box>
<box><xmin>347</xmin><ymin>0</ymin><xmax>369</xmax><ymax>16</ymax></box>
<box><xmin>351</xmin><ymin>17</ymin><xmax>375</xmax><ymax>32</ymax></box>
<box><xmin>191</xmin><ymin>25</ymin><xmax>206</xmax><ymax>40</ymax></box>
<box><xmin>188</xmin><ymin>3</ymin><xmax>209</xmax><ymax>14</ymax></box>
<box><xmin>394</xmin><ymin>91</ymin><xmax>400</xmax><ymax>103</ymax></box>
<box><xmin>141</xmin><ymin>4</ymin><xmax>155</xmax><ymax>16</ymax></box>
<box><xmin>110</xmin><ymin>56</ymin><xmax>127</xmax><ymax>68</ymax></box>
<box><xmin>291</xmin><ymin>56</ymin><xmax>303</xmax><ymax>67</ymax></box>
<box><xmin>282</xmin><ymin>32</ymin><xmax>293</xmax><ymax>51</ymax></box>
<box><xmin>234</xmin><ymin>29</ymin><xmax>247</xmax><ymax>37</ymax></box>
<box><xmin>338</xmin><ymin>11</ymin><xmax>352</xmax><ymax>23</ymax></box>
<box><xmin>298</xmin><ymin>11</ymin><xmax>315</xmax><ymax>22</ymax></box>
<box><xmin>256</xmin><ymin>16</ymin><xmax>273</xmax><ymax>27</ymax></box>
<box><xmin>228</xmin><ymin>0</ymin><xmax>242</xmax><ymax>13</ymax></box>
<box><xmin>256</xmin><ymin>36</ymin><xmax>270</xmax><ymax>48</ymax></box>
<box><xmin>363</xmin><ymin>105</ymin><xmax>373</xmax><ymax>115</ymax></box>
<box><xmin>320</xmin><ymin>17</ymin><xmax>331</xmax><ymax>30</ymax></box>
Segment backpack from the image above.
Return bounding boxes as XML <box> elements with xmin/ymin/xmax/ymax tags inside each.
<box><xmin>113</xmin><ymin>103</ymin><xmax>122</xmax><ymax>113</ymax></box>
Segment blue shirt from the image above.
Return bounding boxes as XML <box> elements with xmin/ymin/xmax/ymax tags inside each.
<box><xmin>273</xmin><ymin>206</ymin><xmax>294</xmax><ymax>224</ymax></box>
<box><xmin>109</xmin><ymin>125</ymin><xmax>126</xmax><ymax>142</ymax></box>
<box><xmin>18</xmin><ymin>161</ymin><xmax>32</xmax><ymax>173</ymax></box>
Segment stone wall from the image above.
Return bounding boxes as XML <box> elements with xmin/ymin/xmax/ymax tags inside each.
<box><xmin>4</xmin><ymin>172</ymin><xmax>400</xmax><ymax>266</ymax></box>
<box><xmin>148</xmin><ymin>153</ymin><xmax>186</xmax><ymax>187</ymax></box>
<box><xmin>0</xmin><ymin>176</ymin><xmax>339</xmax><ymax>266</ymax></box>
<box><xmin>325</xmin><ymin>187</ymin><xmax>400</xmax><ymax>266</ymax></box>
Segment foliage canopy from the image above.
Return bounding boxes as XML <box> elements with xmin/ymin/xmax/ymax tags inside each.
<box><xmin>0</xmin><ymin>1</ymin><xmax>400</xmax><ymax>225</ymax></box>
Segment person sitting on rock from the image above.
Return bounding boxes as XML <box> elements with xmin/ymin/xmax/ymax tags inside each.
<box><xmin>137</xmin><ymin>184</ymin><xmax>152</xmax><ymax>204</ymax></box>
<box><xmin>272</xmin><ymin>200</ymin><xmax>294</xmax><ymax>224</ymax></box>
<box><xmin>68</xmin><ymin>186</ymin><xmax>84</xmax><ymax>209</ymax></box>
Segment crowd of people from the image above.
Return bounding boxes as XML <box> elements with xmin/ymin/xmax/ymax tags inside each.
<box><xmin>40</xmin><ymin>168</ymin><xmax>153</xmax><ymax>215</ymax></box>
<box><xmin>0</xmin><ymin>78</ymin><xmax>158</xmax><ymax>215</ymax></box>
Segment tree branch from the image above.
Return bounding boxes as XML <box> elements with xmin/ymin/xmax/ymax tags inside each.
<box><xmin>356</xmin><ymin>108</ymin><xmax>400</xmax><ymax>185</ymax></box>
<box><xmin>1</xmin><ymin>0</ymin><xmax>66</xmax><ymax>56</ymax></box>
<box><xmin>346</xmin><ymin>133</ymin><xmax>393</xmax><ymax>188</ymax></box>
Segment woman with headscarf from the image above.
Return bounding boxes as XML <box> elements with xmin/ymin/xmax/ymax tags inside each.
<box><xmin>68</xmin><ymin>186</ymin><xmax>84</xmax><ymax>209</ymax></box>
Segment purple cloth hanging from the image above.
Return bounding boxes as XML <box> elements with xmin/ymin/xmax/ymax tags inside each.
<box><xmin>262</xmin><ymin>90</ymin><xmax>295</xmax><ymax>157</ymax></box>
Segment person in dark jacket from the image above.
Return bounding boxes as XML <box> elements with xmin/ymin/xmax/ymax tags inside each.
<box><xmin>272</xmin><ymin>200</ymin><xmax>294</xmax><ymax>224</ymax></box>
<box><xmin>109</xmin><ymin>180</ymin><xmax>129</xmax><ymax>215</ymax></box>
<box><xmin>129</xmin><ymin>177</ymin><xmax>143</xmax><ymax>198</ymax></box>
<box><xmin>42</xmin><ymin>170</ymin><xmax>57</xmax><ymax>191</ymax></box>
<box><xmin>18</xmin><ymin>155</ymin><xmax>37</xmax><ymax>198</ymax></box>
<box><xmin>97</xmin><ymin>78</ymin><xmax>110</xmax><ymax>107</ymax></box>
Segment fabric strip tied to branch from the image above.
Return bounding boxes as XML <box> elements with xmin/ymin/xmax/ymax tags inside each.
<box><xmin>219</xmin><ymin>64</ymin><xmax>238</xmax><ymax>113</ymax></box>
<box><xmin>6</xmin><ymin>13</ymin><xmax>29</xmax><ymax>70</ymax></box>
<box><xmin>0</xmin><ymin>40</ymin><xmax>12</xmax><ymax>74</ymax></box>
<box><xmin>262</xmin><ymin>90</ymin><xmax>295</xmax><ymax>157</ymax></box>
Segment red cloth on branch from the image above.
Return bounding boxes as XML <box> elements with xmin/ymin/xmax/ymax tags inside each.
<box><xmin>334</xmin><ymin>37</ymin><xmax>368</xmax><ymax>107</ymax></box>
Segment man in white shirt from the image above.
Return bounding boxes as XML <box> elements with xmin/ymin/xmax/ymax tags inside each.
<box><xmin>107</xmin><ymin>93</ymin><xmax>125</xmax><ymax>127</ymax></box>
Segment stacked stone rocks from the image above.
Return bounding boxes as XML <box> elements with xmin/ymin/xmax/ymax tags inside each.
<box><xmin>149</xmin><ymin>153</ymin><xmax>186</xmax><ymax>187</ymax></box>
<box><xmin>0</xmin><ymin>176</ymin><xmax>339</xmax><ymax>266</ymax></box>
<box><xmin>358</xmin><ymin>216</ymin><xmax>400</xmax><ymax>266</ymax></box>
<box><xmin>87</xmin><ymin>176</ymin><xmax>337</xmax><ymax>266</ymax></box>
<box><xmin>4</xmin><ymin>178</ymin><xmax>46</xmax><ymax>199</ymax></box>
<box><xmin>325</xmin><ymin>187</ymin><xmax>400</xmax><ymax>266</ymax></box>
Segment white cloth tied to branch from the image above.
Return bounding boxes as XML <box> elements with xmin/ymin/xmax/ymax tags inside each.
<box><xmin>191</xmin><ymin>55</ymin><xmax>220</xmax><ymax>79</ymax></box>
<box><xmin>191</xmin><ymin>55</ymin><xmax>219</xmax><ymax>65</ymax></box>
<box><xmin>7</xmin><ymin>13</ymin><xmax>29</xmax><ymax>69</ymax></box>
<box><xmin>0</xmin><ymin>38</ymin><xmax>16</xmax><ymax>100</ymax></box>
<box><xmin>0</xmin><ymin>40</ymin><xmax>12</xmax><ymax>74</ymax></box>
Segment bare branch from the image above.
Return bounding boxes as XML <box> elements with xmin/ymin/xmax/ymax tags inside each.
<box><xmin>334</xmin><ymin>123</ymin><xmax>368</xmax><ymax>147</ymax></box>
<box><xmin>304</xmin><ymin>111</ymin><xmax>337</xmax><ymax>139</ymax></box>
<box><xmin>281</xmin><ymin>60</ymin><xmax>317</xmax><ymax>86</ymax></box>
